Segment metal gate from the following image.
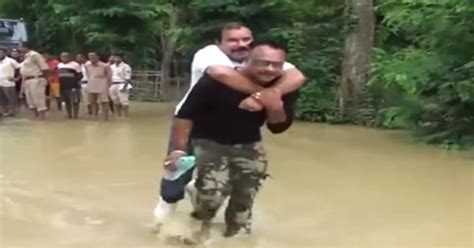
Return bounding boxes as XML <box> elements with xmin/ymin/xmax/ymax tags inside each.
<box><xmin>130</xmin><ymin>70</ymin><xmax>190</xmax><ymax>102</ymax></box>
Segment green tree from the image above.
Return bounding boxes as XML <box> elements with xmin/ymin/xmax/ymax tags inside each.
<box><xmin>2</xmin><ymin>0</ymin><xmax>472</xmax><ymax>148</ymax></box>
<box><xmin>371</xmin><ymin>0</ymin><xmax>474</xmax><ymax>148</ymax></box>
<box><xmin>339</xmin><ymin>0</ymin><xmax>376</xmax><ymax>124</ymax></box>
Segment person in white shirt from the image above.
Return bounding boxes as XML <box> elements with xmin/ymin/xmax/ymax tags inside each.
<box><xmin>0</xmin><ymin>48</ymin><xmax>21</xmax><ymax>116</ymax></box>
<box><xmin>106</xmin><ymin>55</ymin><xmax>116</xmax><ymax>114</ymax></box>
<box><xmin>109</xmin><ymin>53</ymin><xmax>132</xmax><ymax>117</ymax></box>
<box><xmin>76</xmin><ymin>54</ymin><xmax>92</xmax><ymax>115</ymax></box>
<box><xmin>153</xmin><ymin>22</ymin><xmax>306</xmax><ymax>235</ymax></box>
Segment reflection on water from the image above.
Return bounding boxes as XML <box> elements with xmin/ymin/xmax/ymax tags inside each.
<box><xmin>0</xmin><ymin>102</ymin><xmax>472</xmax><ymax>248</ymax></box>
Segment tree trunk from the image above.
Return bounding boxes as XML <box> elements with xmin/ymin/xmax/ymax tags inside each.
<box><xmin>339</xmin><ymin>0</ymin><xmax>375</xmax><ymax>123</ymax></box>
<box><xmin>159</xmin><ymin>6</ymin><xmax>178</xmax><ymax>101</ymax></box>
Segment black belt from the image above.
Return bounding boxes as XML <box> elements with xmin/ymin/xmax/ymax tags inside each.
<box><xmin>112</xmin><ymin>81</ymin><xmax>125</xmax><ymax>85</ymax></box>
<box><xmin>24</xmin><ymin>75</ymin><xmax>44</xmax><ymax>80</ymax></box>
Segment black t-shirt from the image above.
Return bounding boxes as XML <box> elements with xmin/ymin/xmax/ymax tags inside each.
<box><xmin>175</xmin><ymin>74</ymin><xmax>299</xmax><ymax>145</ymax></box>
<box><xmin>57</xmin><ymin>62</ymin><xmax>82</xmax><ymax>90</ymax></box>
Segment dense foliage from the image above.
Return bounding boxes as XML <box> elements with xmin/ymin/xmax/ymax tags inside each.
<box><xmin>371</xmin><ymin>0</ymin><xmax>474</xmax><ymax>148</ymax></box>
<box><xmin>1</xmin><ymin>0</ymin><xmax>472</xmax><ymax>148</ymax></box>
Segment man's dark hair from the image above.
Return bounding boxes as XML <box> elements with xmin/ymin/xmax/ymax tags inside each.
<box><xmin>19</xmin><ymin>41</ymin><xmax>31</xmax><ymax>49</ymax></box>
<box><xmin>249</xmin><ymin>41</ymin><xmax>287</xmax><ymax>53</ymax></box>
<box><xmin>111</xmin><ymin>52</ymin><xmax>124</xmax><ymax>57</ymax></box>
<box><xmin>0</xmin><ymin>48</ymin><xmax>7</xmax><ymax>53</ymax></box>
<box><xmin>220</xmin><ymin>22</ymin><xmax>249</xmax><ymax>41</ymax></box>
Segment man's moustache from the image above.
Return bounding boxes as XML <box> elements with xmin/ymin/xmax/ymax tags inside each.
<box><xmin>232</xmin><ymin>47</ymin><xmax>249</xmax><ymax>52</ymax></box>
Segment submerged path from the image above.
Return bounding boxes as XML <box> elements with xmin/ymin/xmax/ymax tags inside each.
<box><xmin>1</xmin><ymin>102</ymin><xmax>472</xmax><ymax>248</ymax></box>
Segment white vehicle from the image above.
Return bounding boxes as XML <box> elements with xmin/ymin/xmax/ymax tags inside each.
<box><xmin>0</xmin><ymin>18</ymin><xmax>27</xmax><ymax>49</ymax></box>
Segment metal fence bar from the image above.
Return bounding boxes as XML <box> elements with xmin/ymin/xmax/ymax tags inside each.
<box><xmin>130</xmin><ymin>70</ymin><xmax>189</xmax><ymax>102</ymax></box>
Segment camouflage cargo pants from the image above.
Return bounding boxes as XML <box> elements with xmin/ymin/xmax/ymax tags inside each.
<box><xmin>192</xmin><ymin>139</ymin><xmax>268</xmax><ymax>234</ymax></box>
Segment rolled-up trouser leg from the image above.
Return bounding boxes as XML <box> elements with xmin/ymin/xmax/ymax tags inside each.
<box><xmin>159</xmin><ymin>119</ymin><xmax>195</xmax><ymax>203</ymax></box>
<box><xmin>160</xmin><ymin>167</ymin><xmax>194</xmax><ymax>203</ymax></box>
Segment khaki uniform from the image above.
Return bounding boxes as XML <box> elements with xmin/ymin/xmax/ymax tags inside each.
<box><xmin>20</xmin><ymin>50</ymin><xmax>49</xmax><ymax>111</ymax></box>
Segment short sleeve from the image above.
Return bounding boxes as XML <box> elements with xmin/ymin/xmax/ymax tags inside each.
<box><xmin>34</xmin><ymin>53</ymin><xmax>49</xmax><ymax>70</ymax></box>
<box><xmin>73</xmin><ymin>62</ymin><xmax>82</xmax><ymax>73</ymax></box>
<box><xmin>175</xmin><ymin>75</ymin><xmax>215</xmax><ymax>119</ymax></box>
<box><xmin>81</xmin><ymin>65</ymin><xmax>88</xmax><ymax>81</ymax></box>
<box><xmin>11</xmin><ymin>59</ymin><xmax>20</xmax><ymax>69</ymax></box>
<box><xmin>193</xmin><ymin>46</ymin><xmax>233</xmax><ymax>72</ymax></box>
<box><xmin>190</xmin><ymin>45</ymin><xmax>235</xmax><ymax>85</ymax></box>
<box><xmin>124</xmin><ymin>64</ymin><xmax>132</xmax><ymax>80</ymax></box>
<box><xmin>283</xmin><ymin>61</ymin><xmax>295</xmax><ymax>71</ymax></box>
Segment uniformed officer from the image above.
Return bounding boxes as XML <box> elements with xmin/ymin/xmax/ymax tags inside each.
<box><xmin>18</xmin><ymin>42</ymin><xmax>49</xmax><ymax>120</ymax></box>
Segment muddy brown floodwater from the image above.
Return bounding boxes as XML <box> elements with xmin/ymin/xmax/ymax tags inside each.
<box><xmin>0</xmin><ymin>102</ymin><xmax>472</xmax><ymax>248</ymax></box>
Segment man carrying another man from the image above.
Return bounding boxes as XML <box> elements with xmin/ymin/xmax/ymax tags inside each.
<box><xmin>170</xmin><ymin>41</ymin><xmax>299</xmax><ymax>239</ymax></box>
<box><xmin>153</xmin><ymin>22</ymin><xmax>305</xmax><ymax>235</ymax></box>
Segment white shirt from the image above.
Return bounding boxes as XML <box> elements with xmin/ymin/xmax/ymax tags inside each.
<box><xmin>190</xmin><ymin>45</ymin><xmax>295</xmax><ymax>87</ymax></box>
<box><xmin>0</xmin><ymin>57</ymin><xmax>20</xmax><ymax>87</ymax></box>
<box><xmin>58</xmin><ymin>61</ymin><xmax>82</xmax><ymax>72</ymax></box>
<box><xmin>190</xmin><ymin>45</ymin><xmax>245</xmax><ymax>87</ymax></box>
<box><xmin>80</xmin><ymin>62</ymin><xmax>88</xmax><ymax>81</ymax></box>
<box><xmin>110</xmin><ymin>62</ymin><xmax>132</xmax><ymax>83</ymax></box>
<box><xmin>175</xmin><ymin>45</ymin><xmax>296</xmax><ymax>113</ymax></box>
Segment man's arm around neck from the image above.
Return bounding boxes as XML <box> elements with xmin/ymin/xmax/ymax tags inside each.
<box><xmin>206</xmin><ymin>66</ymin><xmax>305</xmax><ymax>95</ymax></box>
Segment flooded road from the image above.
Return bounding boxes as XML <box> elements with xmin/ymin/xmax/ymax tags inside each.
<box><xmin>1</xmin><ymin>102</ymin><xmax>472</xmax><ymax>248</ymax></box>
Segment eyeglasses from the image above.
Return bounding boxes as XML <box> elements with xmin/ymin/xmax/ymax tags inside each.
<box><xmin>251</xmin><ymin>60</ymin><xmax>284</xmax><ymax>69</ymax></box>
